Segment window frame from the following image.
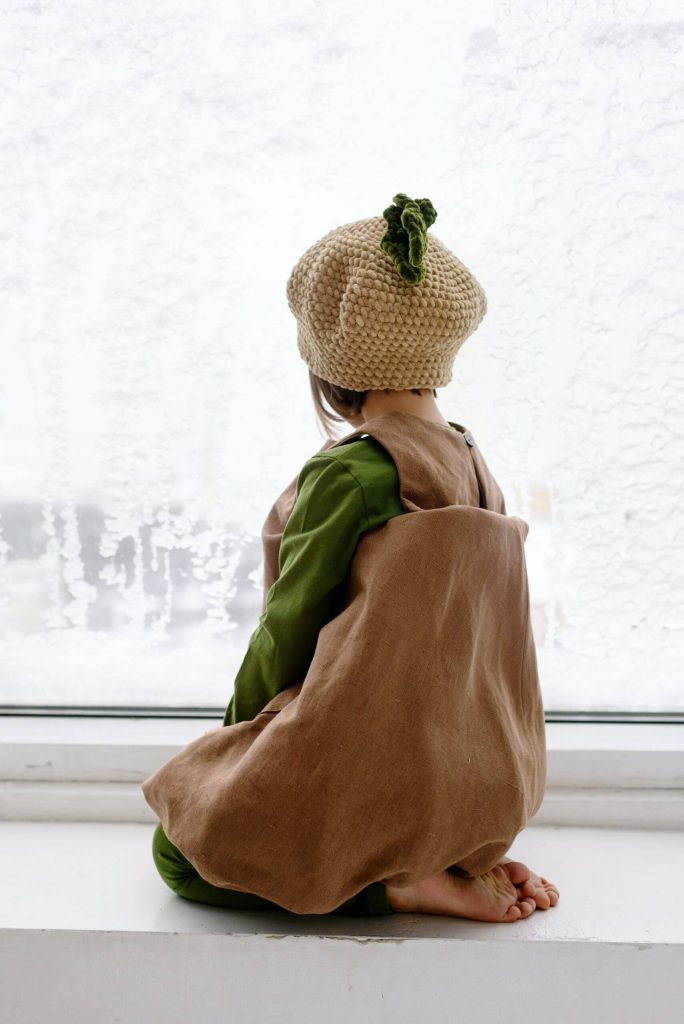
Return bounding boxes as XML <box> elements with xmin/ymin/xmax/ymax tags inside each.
<box><xmin>1</xmin><ymin>714</ymin><xmax>683</xmax><ymax>829</ymax></box>
<box><xmin>1</xmin><ymin>705</ymin><xmax>682</xmax><ymax>722</ymax></box>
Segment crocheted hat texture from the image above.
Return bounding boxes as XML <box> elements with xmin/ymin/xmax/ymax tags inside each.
<box><xmin>286</xmin><ymin>192</ymin><xmax>488</xmax><ymax>391</ymax></box>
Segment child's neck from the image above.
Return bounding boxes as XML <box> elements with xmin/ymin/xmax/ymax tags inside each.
<box><xmin>346</xmin><ymin>389</ymin><xmax>451</xmax><ymax>430</ymax></box>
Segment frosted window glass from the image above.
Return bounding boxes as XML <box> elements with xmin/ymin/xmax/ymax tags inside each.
<box><xmin>1</xmin><ymin>0</ymin><xmax>681</xmax><ymax>712</ymax></box>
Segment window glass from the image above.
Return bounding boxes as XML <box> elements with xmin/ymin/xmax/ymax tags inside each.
<box><xmin>1</xmin><ymin>1</ymin><xmax>680</xmax><ymax>713</ymax></box>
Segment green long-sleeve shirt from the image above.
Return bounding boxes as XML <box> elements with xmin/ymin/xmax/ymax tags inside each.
<box><xmin>223</xmin><ymin>435</ymin><xmax>405</xmax><ymax>727</ymax></box>
<box><xmin>220</xmin><ymin>435</ymin><xmax>405</xmax><ymax>917</ymax></box>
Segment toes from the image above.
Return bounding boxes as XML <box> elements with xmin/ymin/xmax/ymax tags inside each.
<box><xmin>533</xmin><ymin>886</ymin><xmax>551</xmax><ymax>910</ymax></box>
<box><xmin>503</xmin><ymin>904</ymin><xmax>522</xmax><ymax>922</ymax></box>
<box><xmin>505</xmin><ymin>897</ymin><xmax>536</xmax><ymax>922</ymax></box>
<box><xmin>502</xmin><ymin>860</ymin><xmax>532</xmax><ymax>886</ymax></box>
<box><xmin>533</xmin><ymin>881</ymin><xmax>559</xmax><ymax>908</ymax></box>
<box><xmin>506</xmin><ymin>868</ymin><xmax>560</xmax><ymax>911</ymax></box>
<box><xmin>517</xmin><ymin>879</ymin><xmax>538</xmax><ymax>899</ymax></box>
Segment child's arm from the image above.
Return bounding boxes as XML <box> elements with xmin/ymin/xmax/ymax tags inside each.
<box><xmin>223</xmin><ymin>453</ymin><xmax>370</xmax><ymax>726</ymax></box>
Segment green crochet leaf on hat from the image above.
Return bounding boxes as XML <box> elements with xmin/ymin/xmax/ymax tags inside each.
<box><xmin>379</xmin><ymin>192</ymin><xmax>438</xmax><ymax>285</ymax></box>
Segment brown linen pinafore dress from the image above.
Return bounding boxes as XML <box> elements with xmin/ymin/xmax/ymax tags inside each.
<box><xmin>142</xmin><ymin>410</ymin><xmax>547</xmax><ymax>915</ymax></box>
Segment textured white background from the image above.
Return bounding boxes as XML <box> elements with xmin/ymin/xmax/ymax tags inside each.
<box><xmin>0</xmin><ymin>0</ymin><xmax>682</xmax><ymax>710</ymax></box>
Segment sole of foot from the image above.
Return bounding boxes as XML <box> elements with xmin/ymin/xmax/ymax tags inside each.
<box><xmin>385</xmin><ymin>857</ymin><xmax>560</xmax><ymax>921</ymax></box>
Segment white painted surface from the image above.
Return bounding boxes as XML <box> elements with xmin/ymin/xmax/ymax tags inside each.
<box><xmin>2</xmin><ymin>718</ymin><xmax>683</xmax><ymax>826</ymax></box>
<box><xmin>2</xmin><ymin>822</ymin><xmax>683</xmax><ymax>1023</ymax></box>
<box><xmin>2</xmin><ymin>780</ymin><xmax>683</xmax><ymax>829</ymax></box>
<box><xmin>3</xmin><ymin>718</ymin><xmax>683</xmax><ymax>784</ymax></box>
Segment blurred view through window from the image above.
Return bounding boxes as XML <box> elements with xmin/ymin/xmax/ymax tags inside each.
<box><xmin>1</xmin><ymin>1</ymin><xmax>681</xmax><ymax>713</ymax></box>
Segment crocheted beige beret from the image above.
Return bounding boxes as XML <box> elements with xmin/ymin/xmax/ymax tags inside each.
<box><xmin>286</xmin><ymin>193</ymin><xmax>488</xmax><ymax>391</ymax></box>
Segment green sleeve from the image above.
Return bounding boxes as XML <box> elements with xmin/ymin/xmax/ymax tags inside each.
<box><xmin>223</xmin><ymin>453</ymin><xmax>371</xmax><ymax>727</ymax></box>
<box><xmin>220</xmin><ymin>443</ymin><xmax>400</xmax><ymax>913</ymax></box>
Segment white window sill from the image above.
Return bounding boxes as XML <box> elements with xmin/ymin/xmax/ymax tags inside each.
<box><xmin>2</xmin><ymin>820</ymin><xmax>683</xmax><ymax>1023</ymax></box>
<box><xmin>1</xmin><ymin>717</ymin><xmax>683</xmax><ymax>828</ymax></box>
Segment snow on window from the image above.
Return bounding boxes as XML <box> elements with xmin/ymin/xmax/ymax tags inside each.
<box><xmin>1</xmin><ymin>1</ymin><xmax>682</xmax><ymax>711</ymax></box>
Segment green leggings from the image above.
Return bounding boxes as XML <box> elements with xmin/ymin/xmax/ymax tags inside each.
<box><xmin>151</xmin><ymin>820</ymin><xmax>394</xmax><ymax>916</ymax></box>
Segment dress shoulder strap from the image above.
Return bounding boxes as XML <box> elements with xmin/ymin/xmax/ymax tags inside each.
<box><xmin>325</xmin><ymin>411</ymin><xmax>504</xmax><ymax>513</ymax></box>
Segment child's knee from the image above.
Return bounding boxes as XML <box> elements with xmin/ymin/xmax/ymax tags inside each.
<box><xmin>151</xmin><ymin>820</ymin><xmax>197</xmax><ymax>895</ymax></box>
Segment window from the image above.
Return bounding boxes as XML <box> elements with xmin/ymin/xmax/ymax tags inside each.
<box><xmin>2</xmin><ymin>3</ymin><xmax>681</xmax><ymax>719</ymax></box>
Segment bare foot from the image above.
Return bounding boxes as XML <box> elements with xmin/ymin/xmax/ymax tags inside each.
<box><xmin>386</xmin><ymin>858</ymin><xmax>559</xmax><ymax>921</ymax></box>
<box><xmin>386</xmin><ymin>861</ymin><xmax>537</xmax><ymax>922</ymax></box>
<box><xmin>498</xmin><ymin>856</ymin><xmax>560</xmax><ymax>911</ymax></box>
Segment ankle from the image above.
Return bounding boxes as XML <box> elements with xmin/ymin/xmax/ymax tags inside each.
<box><xmin>385</xmin><ymin>883</ymin><xmax>415</xmax><ymax>913</ymax></box>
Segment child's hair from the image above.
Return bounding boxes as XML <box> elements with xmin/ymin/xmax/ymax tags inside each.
<box><xmin>309</xmin><ymin>370</ymin><xmax>437</xmax><ymax>438</ymax></box>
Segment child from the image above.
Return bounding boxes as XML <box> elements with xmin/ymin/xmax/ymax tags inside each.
<box><xmin>146</xmin><ymin>193</ymin><xmax>560</xmax><ymax>921</ymax></box>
